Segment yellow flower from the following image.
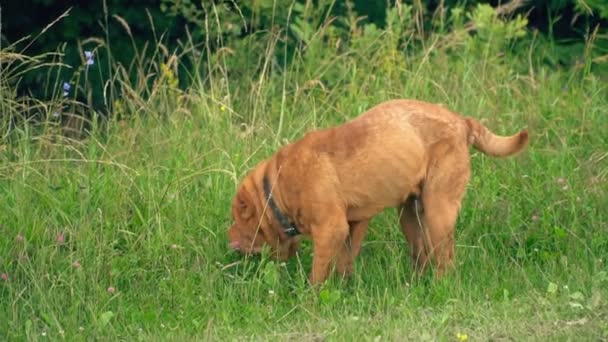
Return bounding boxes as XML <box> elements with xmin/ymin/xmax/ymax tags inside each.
<box><xmin>220</xmin><ymin>105</ymin><xmax>226</xmax><ymax>112</ymax></box>
<box><xmin>160</xmin><ymin>62</ymin><xmax>178</xmax><ymax>89</ymax></box>
<box><xmin>456</xmin><ymin>332</ymin><xmax>468</xmax><ymax>341</ymax></box>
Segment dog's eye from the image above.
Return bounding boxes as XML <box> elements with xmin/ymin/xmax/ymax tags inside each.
<box><xmin>238</xmin><ymin>200</ymin><xmax>247</xmax><ymax>209</ymax></box>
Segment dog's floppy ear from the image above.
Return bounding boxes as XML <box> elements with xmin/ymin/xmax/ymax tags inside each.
<box><xmin>235</xmin><ymin>186</ymin><xmax>256</xmax><ymax>220</ymax></box>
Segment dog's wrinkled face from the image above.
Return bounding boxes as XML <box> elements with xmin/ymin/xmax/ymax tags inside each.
<box><xmin>227</xmin><ymin>183</ymin><xmax>267</xmax><ymax>254</ymax></box>
<box><xmin>227</xmin><ymin>176</ymin><xmax>300</xmax><ymax>260</ymax></box>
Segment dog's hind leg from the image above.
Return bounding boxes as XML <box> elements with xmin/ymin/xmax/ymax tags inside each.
<box><xmin>418</xmin><ymin>142</ymin><xmax>471</xmax><ymax>277</ymax></box>
<box><xmin>398</xmin><ymin>198</ymin><xmax>429</xmax><ymax>272</ymax></box>
<box><xmin>418</xmin><ymin>192</ymin><xmax>459</xmax><ymax>277</ymax></box>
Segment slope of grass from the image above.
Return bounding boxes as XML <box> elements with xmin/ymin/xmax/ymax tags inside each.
<box><xmin>1</xmin><ymin>8</ymin><xmax>607</xmax><ymax>341</ymax></box>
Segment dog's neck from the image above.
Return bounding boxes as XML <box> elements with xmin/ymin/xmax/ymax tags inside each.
<box><xmin>262</xmin><ymin>175</ymin><xmax>300</xmax><ymax>237</ymax></box>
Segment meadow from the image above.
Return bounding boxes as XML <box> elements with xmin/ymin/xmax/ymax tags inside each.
<box><xmin>1</xmin><ymin>3</ymin><xmax>607</xmax><ymax>340</ymax></box>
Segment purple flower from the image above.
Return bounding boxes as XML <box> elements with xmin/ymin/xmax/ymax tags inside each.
<box><xmin>63</xmin><ymin>82</ymin><xmax>71</xmax><ymax>97</ymax></box>
<box><xmin>1</xmin><ymin>273</ymin><xmax>7</xmax><ymax>282</ymax></box>
<box><xmin>85</xmin><ymin>51</ymin><xmax>94</xmax><ymax>66</ymax></box>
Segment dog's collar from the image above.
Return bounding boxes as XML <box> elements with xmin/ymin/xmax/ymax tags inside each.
<box><xmin>263</xmin><ymin>176</ymin><xmax>300</xmax><ymax>237</ymax></box>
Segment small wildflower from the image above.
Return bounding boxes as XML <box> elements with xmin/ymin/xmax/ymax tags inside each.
<box><xmin>84</xmin><ymin>50</ymin><xmax>94</xmax><ymax>66</ymax></box>
<box><xmin>52</xmin><ymin>112</ymin><xmax>60</xmax><ymax>118</ymax></box>
<box><xmin>562</xmin><ymin>184</ymin><xmax>569</xmax><ymax>191</ymax></box>
<box><xmin>171</xmin><ymin>244</ymin><xmax>178</xmax><ymax>249</ymax></box>
<box><xmin>56</xmin><ymin>232</ymin><xmax>65</xmax><ymax>245</ymax></box>
<box><xmin>531</xmin><ymin>214</ymin><xmax>539</xmax><ymax>222</ymax></box>
<box><xmin>107</xmin><ymin>286</ymin><xmax>116</xmax><ymax>294</ymax></box>
<box><xmin>456</xmin><ymin>332</ymin><xmax>468</xmax><ymax>341</ymax></box>
<box><xmin>63</xmin><ymin>82</ymin><xmax>71</xmax><ymax>97</ymax></box>
<box><xmin>220</xmin><ymin>105</ymin><xmax>226</xmax><ymax>112</ymax></box>
<box><xmin>557</xmin><ymin>178</ymin><xmax>566</xmax><ymax>185</ymax></box>
<box><xmin>79</xmin><ymin>326</ymin><xmax>84</xmax><ymax>332</ymax></box>
<box><xmin>160</xmin><ymin>323</ymin><xmax>165</xmax><ymax>328</ymax></box>
<box><xmin>41</xmin><ymin>331</ymin><xmax>46</xmax><ymax>337</ymax></box>
<box><xmin>1</xmin><ymin>273</ymin><xmax>7</xmax><ymax>281</ymax></box>
<box><xmin>72</xmin><ymin>261</ymin><xmax>81</xmax><ymax>269</ymax></box>
<box><xmin>16</xmin><ymin>233</ymin><xmax>24</xmax><ymax>242</ymax></box>
<box><xmin>268</xmin><ymin>289</ymin><xmax>275</xmax><ymax>295</ymax></box>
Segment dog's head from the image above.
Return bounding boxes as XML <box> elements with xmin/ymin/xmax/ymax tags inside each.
<box><xmin>227</xmin><ymin>176</ymin><xmax>268</xmax><ymax>254</ymax></box>
<box><xmin>227</xmin><ymin>164</ymin><xmax>299</xmax><ymax>260</ymax></box>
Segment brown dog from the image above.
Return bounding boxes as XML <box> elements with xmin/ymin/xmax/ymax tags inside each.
<box><xmin>227</xmin><ymin>99</ymin><xmax>528</xmax><ymax>284</ymax></box>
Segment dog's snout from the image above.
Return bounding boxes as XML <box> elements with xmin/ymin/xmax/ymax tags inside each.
<box><xmin>229</xmin><ymin>240</ymin><xmax>241</xmax><ymax>251</ymax></box>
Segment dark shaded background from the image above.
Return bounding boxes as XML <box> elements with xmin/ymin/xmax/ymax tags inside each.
<box><xmin>1</xmin><ymin>0</ymin><xmax>605</xmax><ymax>112</ymax></box>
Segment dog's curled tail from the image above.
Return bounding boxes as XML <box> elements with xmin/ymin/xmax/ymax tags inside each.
<box><xmin>465</xmin><ymin>117</ymin><xmax>529</xmax><ymax>157</ymax></box>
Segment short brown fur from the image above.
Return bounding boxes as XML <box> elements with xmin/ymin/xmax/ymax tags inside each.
<box><xmin>227</xmin><ymin>99</ymin><xmax>528</xmax><ymax>284</ymax></box>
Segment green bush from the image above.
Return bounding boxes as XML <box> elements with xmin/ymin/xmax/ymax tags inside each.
<box><xmin>1</xmin><ymin>0</ymin><xmax>606</xmax><ymax>126</ymax></box>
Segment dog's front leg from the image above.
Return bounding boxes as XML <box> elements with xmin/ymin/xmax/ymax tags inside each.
<box><xmin>309</xmin><ymin>218</ymin><xmax>349</xmax><ymax>285</ymax></box>
<box><xmin>335</xmin><ymin>220</ymin><xmax>370</xmax><ymax>277</ymax></box>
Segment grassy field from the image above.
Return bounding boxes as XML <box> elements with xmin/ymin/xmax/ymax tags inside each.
<box><xmin>1</xmin><ymin>7</ymin><xmax>608</xmax><ymax>340</ymax></box>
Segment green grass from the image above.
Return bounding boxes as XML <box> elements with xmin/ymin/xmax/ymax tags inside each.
<box><xmin>1</xmin><ymin>9</ymin><xmax>608</xmax><ymax>341</ymax></box>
